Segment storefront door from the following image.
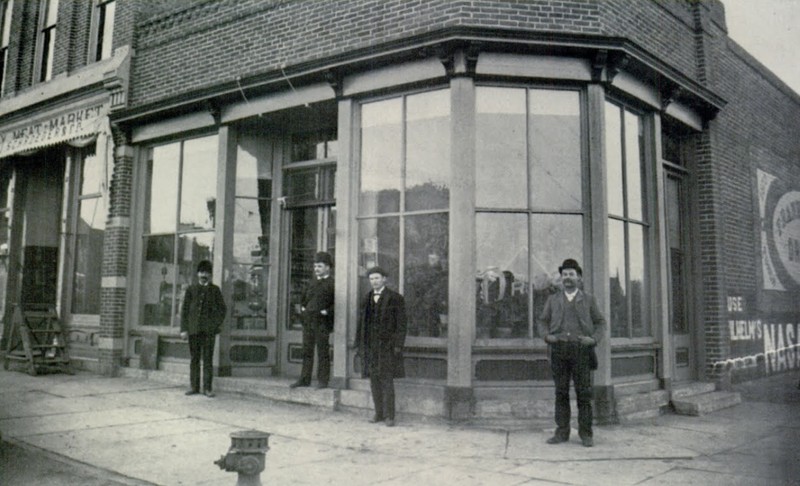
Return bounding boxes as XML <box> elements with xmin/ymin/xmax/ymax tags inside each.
<box><xmin>280</xmin><ymin>164</ymin><xmax>335</xmax><ymax>377</ymax></box>
<box><xmin>665</xmin><ymin>169</ymin><xmax>695</xmax><ymax>382</ymax></box>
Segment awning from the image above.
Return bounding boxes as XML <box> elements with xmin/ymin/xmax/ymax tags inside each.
<box><xmin>0</xmin><ymin>102</ymin><xmax>110</xmax><ymax>159</ymax></box>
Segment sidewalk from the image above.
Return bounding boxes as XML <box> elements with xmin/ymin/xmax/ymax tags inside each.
<box><xmin>1</xmin><ymin>368</ymin><xmax>798</xmax><ymax>485</ymax></box>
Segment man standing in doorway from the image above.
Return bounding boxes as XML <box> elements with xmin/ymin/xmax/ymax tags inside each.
<box><xmin>355</xmin><ymin>267</ymin><xmax>407</xmax><ymax>427</ymax></box>
<box><xmin>291</xmin><ymin>251</ymin><xmax>335</xmax><ymax>389</ymax></box>
<box><xmin>181</xmin><ymin>260</ymin><xmax>227</xmax><ymax>398</ymax></box>
<box><xmin>538</xmin><ymin>258</ymin><xmax>605</xmax><ymax>447</ymax></box>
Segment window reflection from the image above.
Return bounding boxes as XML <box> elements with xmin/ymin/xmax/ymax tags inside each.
<box><xmin>529</xmin><ymin>89</ymin><xmax>582</xmax><ymax>210</ymax></box>
<box><xmin>605</xmin><ymin>102</ymin><xmax>624</xmax><ymax>217</ymax></box>
<box><xmin>141</xmin><ymin>135</ymin><xmax>218</xmax><ymax>327</ymax></box>
<box><xmin>406</xmin><ymin>90</ymin><xmax>450</xmax><ymax>211</ymax></box>
<box><xmin>476</xmin><ymin>87</ymin><xmax>527</xmax><ymax>208</ymax></box>
<box><xmin>625</xmin><ymin>110</ymin><xmax>644</xmax><ymax>221</ymax></box>
<box><xmin>361</xmin><ymin>98</ymin><xmax>402</xmax><ymax>214</ymax></box>
<box><xmin>476</xmin><ymin>213</ymin><xmax>529</xmax><ymax>339</ymax></box>
<box><xmin>608</xmin><ymin>219</ymin><xmax>627</xmax><ymax>337</ymax></box>
<box><xmin>72</xmin><ymin>144</ymin><xmax>105</xmax><ymax>314</ymax></box>
<box><xmin>404</xmin><ymin>214</ymin><xmax>448</xmax><ymax>337</ymax></box>
<box><xmin>180</xmin><ymin>136</ymin><xmax>218</xmax><ymax>230</ymax></box>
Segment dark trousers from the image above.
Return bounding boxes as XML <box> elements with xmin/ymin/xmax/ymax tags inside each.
<box><xmin>299</xmin><ymin>321</ymin><xmax>331</xmax><ymax>385</ymax></box>
<box><xmin>189</xmin><ymin>333</ymin><xmax>216</xmax><ymax>392</ymax></box>
<box><xmin>550</xmin><ymin>342</ymin><xmax>594</xmax><ymax>439</ymax></box>
<box><xmin>369</xmin><ymin>366</ymin><xmax>396</xmax><ymax>420</ymax></box>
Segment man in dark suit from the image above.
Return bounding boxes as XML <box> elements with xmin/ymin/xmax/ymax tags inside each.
<box><xmin>291</xmin><ymin>251</ymin><xmax>335</xmax><ymax>389</ymax></box>
<box><xmin>538</xmin><ymin>258</ymin><xmax>605</xmax><ymax>447</ymax></box>
<box><xmin>180</xmin><ymin>260</ymin><xmax>227</xmax><ymax>398</ymax></box>
<box><xmin>355</xmin><ymin>266</ymin><xmax>407</xmax><ymax>427</ymax></box>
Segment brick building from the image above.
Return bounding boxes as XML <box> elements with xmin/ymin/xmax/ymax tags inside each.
<box><xmin>1</xmin><ymin>0</ymin><xmax>798</xmax><ymax>422</ymax></box>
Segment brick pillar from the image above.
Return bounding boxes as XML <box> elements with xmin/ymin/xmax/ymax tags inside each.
<box><xmin>98</xmin><ymin>124</ymin><xmax>133</xmax><ymax>376</ymax></box>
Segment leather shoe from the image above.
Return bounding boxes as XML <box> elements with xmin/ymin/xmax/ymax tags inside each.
<box><xmin>385</xmin><ymin>418</ymin><xmax>395</xmax><ymax>427</ymax></box>
<box><xmin>289</xmin><ymin>381</ymin><xmax>308</xmax><ymax>389</ymax></box>
<box><xmin>185</xmin><ymin>390</ymin><xmax>199</xmax><ymax>396</ymax></box>
<box><xmin>546</xmin><ymin>436</ymin><xmax>568</xmax><ymax>444</ymax></box>
<box><xmin>368</xmin><ymin>415</ymin><xmax>384</xmax><ymax>423</ymax></box>
<box><xmin>315</xmin><ymin>383</ymin><xmax>328</xmax><ymax>389</ymax></box>
<box><xmin>203</xmin><ymin>390</ymin><xmax>216</xmax><ymax>398</ymax></box>
<box><xmin>581</xmin><ymin>437</ymin><xmax>593</xmax><ymax>447</ymax></box>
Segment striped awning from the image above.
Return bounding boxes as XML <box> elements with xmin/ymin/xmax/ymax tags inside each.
<box><xmin>0</xmin><ymin>102</ymin><xmax>110</xmax><ymax>159</ymax></box>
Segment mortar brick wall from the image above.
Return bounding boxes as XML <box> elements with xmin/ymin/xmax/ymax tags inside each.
<box><xmin>129</xmin><ymin>0</ymin><xmax>609</xmax><ymax>107</ymax></box>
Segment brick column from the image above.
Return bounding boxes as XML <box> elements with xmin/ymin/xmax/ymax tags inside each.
<box><xmin>98</xmin><ymin>124</ymin><xmax>133</xmax><ymax>376</ymax></box>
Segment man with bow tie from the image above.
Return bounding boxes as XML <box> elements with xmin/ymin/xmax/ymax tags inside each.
<box><xmin>355</xmin><ymin>267</ymin><xmax>407</xmax><ymax>427</ymax></box>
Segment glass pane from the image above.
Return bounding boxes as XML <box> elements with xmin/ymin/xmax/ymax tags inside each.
<box><xmin>291</xmin><ymin>129</ymin><xmax>336</xmax><ymax>162</ymax></box>
<box><xmin>236</xmin><ymin>132</ymin><xmax>272</xmax><ymax>198</ymax></box>
<box><xmin>147</xmin><ymin>143</ymin><xmax>180</xmax><ymax>234</ymax></box>
<box><xmin>287</xmin><ymin>207</ymin><xmax>318</xmax><ymax>330</ymax></box>
<box><xmin>605</xmin><ymin>102</ymin><xmax>624</xmax><ymax>217</ymax></box>
<box><xmin>529</xmin><ymin>89</ymin><xmax>582</xmax><ymax>210</ymax></box>
<box><xmin>2</xmin><ymin>1</ymin><xmax>13</xmax><ymax>47</ymax></box>
<box><xmin>45</xmin><ymin>0</ymin><xmax>59</xmax><ymax>26</ymax></box>
<box><xmin>180</xmin><ymin>135</ymin><xmax>218</xmax><ymax>231</ymax></box>
<box><xmin>406</xmin><ymin>89</ymin><xmax>450</xmax><ymax>211</ymax></box>
<box><xmin>665</xmin><ymin>176</ymin><xmax>680</xmax><ymax>248</ymax></box>
<box><xmin>476</xmin><ymin>213</ymin><xmax>529</xmax><ymax>339</ymax></box>
<box><xmin>529</xmin><ymin>214</ymin><xmax>583</xmax><ymax>337</ymax></box>
<box><xmin>625</xmin><ymin>110</ymin><xmax>644</xmax><ymax>221</ymax></box>
<box><xmin>141</xmin><ymin>235</ymin><xmax>176</xmax><ymax>326</ymax></box>
<box><xmin>284</xmin><ymin>169</ymin><xmax>317</xmax><ymax>203</ymax></box>
<box><xmin>360</xmin><ymin>98</ymin><xmax>402</xmax><ymax>214</ymax></box>
<box><xmin>476</xmin><ymin>87</ymin><xmax>527</xmax><ymax>208</ymax></box>
<box><xmin>608</xmin><ymin>219</ymin><xmax>627</xmax><ymax>337</ymax></box>
<box><xmin>174</xmin><ymin>231</ymin><xmax>215</xmax><ymax>330</ymax></box>
<box><xmin>231</xmin><ymin>262</ymin><xmax>268</xmax><ymax>330</ymax></box>
<box><xmin>80</xmin><ymin>144</ymin><xmax>103</xmax><ymax>195</ymax></box>
<box><xmin>403</xmin><ymin>213</ymin><xmax>448</xmax><ymax>338</ymax></box>
<box><xmin>233</xmin><ymin>198</ymin><xmax>270</xmax><ymax>263</ymax></box>
<box><xmin>358</xmin><ymin>217</ymin><xmax>400</xmax><ymax>298</ymax></box>
<box><xmin>98</xmin><ymin>0</ymin><xmax>115</xmax><ymax>60</ymax></box>
<box><xmin>629</xmin><ymin>224</ymin><xmax>648</xmax><ymax>337</ymax></box>
<box><xmin>71</xmin><ymin>197</ymin><xmax>106</xmax><ymax>313</ymax></box>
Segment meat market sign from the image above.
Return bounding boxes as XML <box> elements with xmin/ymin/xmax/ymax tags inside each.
<box><xmin>0</xmin><ymin>104</ymin><xmax>107</xmax><ymax>158</ymax></box>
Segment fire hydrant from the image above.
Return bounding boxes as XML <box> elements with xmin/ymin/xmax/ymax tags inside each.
<box><xmin>214</xmin><ymin>430</ymin><xmax>270</xmax><ymax>486</ymax></box>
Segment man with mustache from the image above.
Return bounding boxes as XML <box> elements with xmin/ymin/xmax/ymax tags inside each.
<box><xmin>180</xmin><ymin>260</ymin><xmax>227</xmax><ymax>397</ymax></box>
<box><xmin>538</xmin><ymin>258</ymin><xmax>605</xmax><ymax>447</ymax></box>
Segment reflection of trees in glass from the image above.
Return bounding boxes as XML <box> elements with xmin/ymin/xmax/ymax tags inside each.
<box><xmin>405</xmin><ymin>182</ymin><xmax>449</xmax><ymax>212</ymax></box>
<box><xmin>630</xmin><ymin>279</ymin><xmax>644</xmax><ymax>336</ymax></box>
<box><xmin>609</xmin><ymin>273</ymin><xmax>627</xmax><ymax>337</ymax></box>
<box><xmin>404</xmin><ymin>214</ymin><xmax>448</xmax><ymax>338</ymax></box>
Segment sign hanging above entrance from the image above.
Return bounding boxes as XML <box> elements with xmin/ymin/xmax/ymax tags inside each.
<box><xmin>0</xmin><ymin>103</ymin><xmax>109</xmax><ymax>159</ymax></box>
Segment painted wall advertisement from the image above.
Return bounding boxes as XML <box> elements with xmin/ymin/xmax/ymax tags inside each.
<box><xmin>719</xmin><ymin>170</ymin><xmax>800</xmax><ymax>378</ymax></box>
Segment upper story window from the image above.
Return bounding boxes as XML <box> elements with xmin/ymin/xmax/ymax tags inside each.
<box><xmin>37</xmin><ymin>0</ymin><xmax>58</xmax><ymax>82</ymax></box>
<box><xmin>91</xmin><ymin>0</ymin><xmax>115</xmax><ymax>62</ymax></box>
<box><xmin>0</xmin><ymin>0</ymin><xmax>13</xmax><ymax>94</ymax></box>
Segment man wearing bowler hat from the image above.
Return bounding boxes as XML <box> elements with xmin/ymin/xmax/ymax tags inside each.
<box><xmin>181</xmin><ymin>260</ymin><xmax>227</xmax><ymax>397</ymax></box>
<box><xmin>291</xmin><ymin>251</ymin><xmax>335</xmax><ymax>389</ymax></box>
<box><xmin>538</xmin><ymin>258</ymin><xmax>605</xmax><ymax>447</ymax></box>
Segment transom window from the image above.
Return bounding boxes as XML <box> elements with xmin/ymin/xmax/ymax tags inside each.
<box><xmin>475</xmin><ymin>86</ymin><xmax>585</xmax><ymax>341</ymax></box>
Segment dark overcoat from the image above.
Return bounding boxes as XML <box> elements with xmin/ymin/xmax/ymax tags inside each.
<box><xmin>180</xmin><ymin>283</ymin><xmax>227</xmax><ymax>335</ymax></box>
<box><xmin>355</xmin><ymin>287</ymin><xmax>407</xmax><ymax>378</ymax></box>
<box><xmin>301</xmin><ymin>276</ymin><xmax>335</xmax><ymax>331</ymax></box>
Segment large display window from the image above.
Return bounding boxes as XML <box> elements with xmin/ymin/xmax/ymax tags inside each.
<box><xmin>139</xmin><ymin>134</ymin><xmax>218</xmax><ymax>328</ymax></box>
<box><xmin>358</xmin><ymin>89</ymin><xmax>450</xmax><ymax>339</ymax></box>
<box><xmin>474</xmin><ymin>86</ymin><xmax>584</xmax><ymax>341</ymax></box>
